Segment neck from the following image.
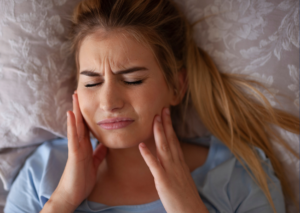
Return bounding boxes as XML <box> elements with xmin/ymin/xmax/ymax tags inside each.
<box><xmin>98</xmin><ymin>137</ymin><xmax>157</xmax><ymax>186</ymax></box>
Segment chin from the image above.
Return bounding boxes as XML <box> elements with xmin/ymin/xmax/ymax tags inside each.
<box><xmin>94</xmin><ymin>133</ymin><xmax>138</xmax><ymax>149</ymax></box>
<box><xmin>101</xmin><ymin>140</ymin><xmax>141</xmax><ymax>149</ymax></box>
<box><xmin>107</xmin><ymin>143</ymin><xmax>138</xmax><ymax>149</ymax></box>
<box><xmin>95</xmin><ymin>132</ymin><xmax>153</xmax><ymax>149</ymax></box>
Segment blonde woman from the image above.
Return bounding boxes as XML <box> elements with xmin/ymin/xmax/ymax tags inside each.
<box><xmin>4</xmin><ymin>0</ymin><xmax>299</xmax><ymax>212</ymax></box>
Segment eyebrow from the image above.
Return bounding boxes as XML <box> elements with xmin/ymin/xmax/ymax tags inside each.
<box><xmin>80</xmin><ymin>66</ymin><xmax>148</xmax><ymax>77</ymax></box>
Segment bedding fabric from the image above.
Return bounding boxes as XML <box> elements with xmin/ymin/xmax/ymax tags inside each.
<box><xmin>0</xmin><ymin>0</ymin><xmax>82</xmax><ymax>191</ymax></box>
<box><xmin>0</xmin><ymin>0</ymin><xmax>298</xmax><ymax>212</ymax></box>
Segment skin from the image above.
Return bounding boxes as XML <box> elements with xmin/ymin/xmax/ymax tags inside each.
<box><xmin>41</xmin><ymin>29</ymin><xmax>209</xmax><ymax>213</ymax></box>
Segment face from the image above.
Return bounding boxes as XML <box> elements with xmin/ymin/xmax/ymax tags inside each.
<box><xmin>77</xmin><ymin>29</ymin><xmax>177</xmax><ymax>149</ymax></box>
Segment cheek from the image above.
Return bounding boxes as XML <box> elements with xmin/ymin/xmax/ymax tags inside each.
<box><xmin>133</xmin><ymin>81</ymin><xmax>170</xmax><ymax>123</ymax></box>
<box><xmin>77</xmin><ymin>93</ymin><xmax>97</xmax><ymax>123</ymax></box>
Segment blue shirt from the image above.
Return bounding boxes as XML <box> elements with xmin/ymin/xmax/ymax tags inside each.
<box><xmin>4</xmin><ymin>135</ymin><xmax>285</xmax><ymax>213</ymax></box>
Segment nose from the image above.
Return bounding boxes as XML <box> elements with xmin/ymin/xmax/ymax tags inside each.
<box><xmin>99</xmin><ymin>80</ymin><xmax>124</xmax><ymax>112</ymax></box>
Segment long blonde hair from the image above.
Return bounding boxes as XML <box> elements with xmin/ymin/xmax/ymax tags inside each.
<box><xmin>69</xmin><ymin>0</ymin><xmax>300</xmax><ymax>212</ymax></box>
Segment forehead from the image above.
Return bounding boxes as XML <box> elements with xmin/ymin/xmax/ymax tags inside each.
<box><xmin>78</xmin><ymin>29</ymin><xmax>155</xmax><ymax>70</ymax></box>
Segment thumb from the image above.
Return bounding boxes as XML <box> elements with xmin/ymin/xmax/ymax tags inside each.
<box><xmin>93</xmin><ymin>143</ymin><xmax>107</xmax><ymax>168</ymax></box>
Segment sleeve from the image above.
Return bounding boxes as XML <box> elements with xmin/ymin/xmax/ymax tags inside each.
<box><xmin>229</xmin><ymin>150</ymin><xmax>286</xmax><ymax>213</ymax></box>
<box><xmin>4</xmin><ymin>138</ymin><xmax>70</xmax><ymax>213</ymax></box>
<box><xmin>4</xmin><ymin>152</ymin><xmax>43</xmax><ymax>213</ymax></box>
<box><xmin>198</xmin><ymin>144</ymin><xmax>285</xmax><ymax>213</ymax></box>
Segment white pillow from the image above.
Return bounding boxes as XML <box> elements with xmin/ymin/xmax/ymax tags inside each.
<box><xmin>0</xmin><ymin>0</ymin><xmax>82</xmax><ymax>191</ymax></box>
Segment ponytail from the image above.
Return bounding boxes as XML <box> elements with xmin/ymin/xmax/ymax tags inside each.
<box><xmin>185</xmin><ymin>27</ymin><xmax>299</xmax><ymax>212</ymax></box>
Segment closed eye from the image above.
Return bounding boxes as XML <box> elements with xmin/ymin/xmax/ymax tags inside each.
<box><xmin>85</xmin><ymin>82</ymin><xmax>102</xmax><ymax>87</ymax></box>
<box><xmin>85</xmin><ymin>80</ymin><xmax>143</xmax><ymax>87</ymax></box>
<box><xmin>124</xmin><ymin>80</ymin><xmax>143</xmax><ymax>85</ymax></box>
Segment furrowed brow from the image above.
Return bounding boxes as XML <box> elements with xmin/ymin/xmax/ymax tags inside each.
<box><xmin>80</xmin><ymin>66</ymin><xmax>148</xmax><ymax>77</ymax></box>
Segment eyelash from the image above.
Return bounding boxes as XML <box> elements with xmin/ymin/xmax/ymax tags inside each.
<box><xmin>85</xmin><ymin>80</ymin><xmax>143</xmax><ymax>87</ymax></box>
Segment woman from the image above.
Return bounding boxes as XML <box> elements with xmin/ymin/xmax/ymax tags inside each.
<box><xmin>4</xmin><ymin>0</ymin><xmax>299</xmax><ymax>212</ymax></box>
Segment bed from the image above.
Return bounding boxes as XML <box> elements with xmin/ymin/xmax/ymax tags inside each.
<box><xmin>0</xmin><ymin>0</ymin><xmax>298</xmax><ymax>212</ymax></box>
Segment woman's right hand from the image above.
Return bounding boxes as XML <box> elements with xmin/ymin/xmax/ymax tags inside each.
<box><xmin>42</xmin><ymin>92</ymin><xmax>107</xmax><ymax>212</ymax></box>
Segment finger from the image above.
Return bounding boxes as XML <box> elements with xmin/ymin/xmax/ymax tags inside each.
<box><xmin>139</xmin><ymin>143</ymin><xmax>165</xmax><ymax>179</ymax></box>
<box><xmin>162</xmin><ymin>107</ymin><xmax>184</xmax><ymax>162</ymax></box>
<box><xmin>73</xmin><ymin>93</ymin><xmax>88</xmax><ymax>142</ymax></box>
<box><xmin>93</xmin><ymin>143</ymin><xmax>107</xmax><ymax>168</ymax></box>
<box><xmin>153</xmin><ymin>115</ymin><xmax>173</xmax><ymax>166</ymax></box>
<box><xmin>67</xmin><ymin>111</ymin><xmax>79</xmax><ymax>153</ymax></box>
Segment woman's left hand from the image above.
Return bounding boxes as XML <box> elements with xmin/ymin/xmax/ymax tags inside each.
<box><xmin>139</xmin><ymin>107</ymin><xmax>209</xmax><ymax>213</ymax></box>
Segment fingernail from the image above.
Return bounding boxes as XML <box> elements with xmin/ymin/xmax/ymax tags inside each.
<box><xmin>140</xmin><ymin>143</ymin><xmax>146</xmax><ymax>148</ymax></box>
<box><xmin>156</xmin><ymin>116</ymin><xmax>161</xmax><ymax>122</ymax></box>
<box><xmin>66</xmin><ymin>111</ymin><xmax>69</xmax><ymax>117</ymax></box>
<box><xmin>165</xmin><ymin>108</ymin><xmax>170</xmax><ymax>115</ymax></box>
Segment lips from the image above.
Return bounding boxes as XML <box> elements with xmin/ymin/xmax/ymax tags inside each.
<box><xmin>97</xmin><ymin>118</ymin><xmax>134</xmax><ymax>130</ymax></box>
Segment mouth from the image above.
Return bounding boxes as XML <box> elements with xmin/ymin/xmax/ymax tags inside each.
<box><xmin>97</xmin><ymin>118</ymin><xmax>134</xmax><ymax>130</ymax></box>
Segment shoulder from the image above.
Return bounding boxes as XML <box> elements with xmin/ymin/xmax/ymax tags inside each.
<box><xmin>22</xmin><ymin>137</ymin><xmax>98</xmax><ymax>170</ymax></box>
<box><xmin>24</xmin><ymin>137</ymin><xmax>69</xmax><ymax>172</ymax></box>
<box><xmin>195</xmin><ymin>136</ymin><xmax>285</xmax><ymax>213</ymax></box>
<box><xmin>4</xmin><ymin>137</ymin><xmax>70</xmax><ymax>212</ymax></box>
<box><xmin>14</xmin><ymin>137</ymin><xmax>69</xmax><ymax>187</ymax></box>
<box><xmin>5</xmin><ymin>137</ymin><xmax>99</xmax><ymax>212</ymax></box>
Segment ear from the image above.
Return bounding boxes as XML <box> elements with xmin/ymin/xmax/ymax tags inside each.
<box><xmin>170</xmin><ymin>68</ymin><xmax>187</xmax><ymax>106</ymax></box>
